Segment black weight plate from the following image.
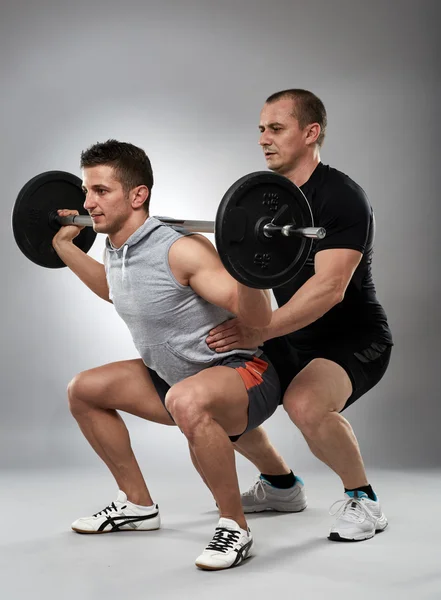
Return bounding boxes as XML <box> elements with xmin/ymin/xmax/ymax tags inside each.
<box><xmin>12</xmin><ymin>171</ymin><xmax>97</xmax><ymax>268</ymax></box>
<box><xmin>215</xmin><ymin>172</ymin><xmax>313</xmax><ymax>289</ymax></box>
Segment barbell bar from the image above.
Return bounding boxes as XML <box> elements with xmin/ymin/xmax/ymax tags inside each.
<box><xmin>51</xmin><ymin>213</ymin><xmax>325</xmax><ymax>240</ymax></box>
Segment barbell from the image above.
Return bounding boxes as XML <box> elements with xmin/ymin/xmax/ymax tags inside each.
<box><xmin>11</xmin><ymin>170</ymin><xmax>326</xmax><ymax>289</ymax></box>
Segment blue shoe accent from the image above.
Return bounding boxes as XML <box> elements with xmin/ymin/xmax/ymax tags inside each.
<box><xmin>259</xmin><ymin>474</ymin><xmax>303</xmax><ymax>488</ymax></box>
<box><xmin>260</xmin><ymin>475</ymin><xmax>275</xmax><ymax>487</ymax></box>
<box><xmin>345</xmin><ymin>490</ymin><xmax>376</xmax><ymax>500</ymax></box>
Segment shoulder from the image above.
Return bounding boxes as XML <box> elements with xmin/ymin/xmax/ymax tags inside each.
<box><xmin>169</xmin><ymin>234</ymin><xmax>217</xmax><ymax>266</ymax></box>
<box><xmin>171</xmin><ymin>233</ymin><xmax>215</xmax><ymax>253</ymax></box>
<box><xmin>321</xmin><ymin>165</ymin><xmax>370</xmax><ymax>205</ymax></box>
<box><xmin>317</xmin><ymin>165</ymin><xmax>371</xmax><ymax>220</ymax></box>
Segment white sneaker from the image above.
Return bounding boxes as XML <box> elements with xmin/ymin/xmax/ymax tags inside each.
<box><xmin>241</xmin><ymin>475</ymin><xmax>307</xmax><ymax>513</ymax></box>
<box><xmin>195</xmin><ymin>518</ymin><xmax>253</xmax><ymax>570</ymax></box>
<box><xmin>328</xmin><ymin>491</ymin><xmax>388</xmax><ymax>541</ymax></box>
<box><xmin>71</xmin><ymin>490</ymin><xmax>161</xmax><ymax>534</ymax></box>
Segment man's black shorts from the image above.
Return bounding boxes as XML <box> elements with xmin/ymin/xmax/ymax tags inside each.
<box><xmin>147</xmin><ymin>352</ymin><xmax>281</xmax><ymax>441</ymax></box>
<box><xmin>263</xmin><ymin>337</ymin><xmax>392</xmax><ymax>411</ymax></box>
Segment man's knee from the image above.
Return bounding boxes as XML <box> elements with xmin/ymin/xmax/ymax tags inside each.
<box><xmin>67</xmin><ymin>371</ymin><xmax>101</xmax><ymax>416</ymax></box>
<box><xmin>284</xmin><ymin>394</ymin><xmax>326</xmax><ymax>438</ymax></box>
<box><xmin>165</xmin><ymin>382</ymin><xmax>211</xmax><ymax>440</ymax></box>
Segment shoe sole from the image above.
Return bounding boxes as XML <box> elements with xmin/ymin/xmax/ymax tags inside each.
<box><xmin>328</xmin><ymin>520</ymin><xmax>388</xmax><ymax>542</ymax></box>
<box><xmin>243</xmin><ymin>502</ymin><xmax>307</xmax><ymax>514</ymax></box>
<box><xmin>195</xmin><ymin>556</ymin><xmax>251</xmax><ymax>571</ymax></box>
<box><xmin>72</xmin><ymin>526</ymin><xmax>160</xmax><ymax>534</ymax></box>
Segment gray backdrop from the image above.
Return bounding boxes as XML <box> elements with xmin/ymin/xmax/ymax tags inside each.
<box><xmin>1</xmin><ymin>0</ymin><xmax>439</xmax><ymax>473</ymax></box>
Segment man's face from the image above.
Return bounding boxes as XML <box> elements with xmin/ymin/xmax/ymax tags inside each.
<box><xmin>82</xmin><ymin>165</ymin><xmax>131</xmax><ymax>235</ymax></box>
<box><xmin>259</xmin><ymin>98</ymin><xmax>310</xmax><ymax>175</ymax></box>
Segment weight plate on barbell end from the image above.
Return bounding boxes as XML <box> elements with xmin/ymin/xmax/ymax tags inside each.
<box><xmin>12</xmin><ymin>171</ymin><xmax>97</xmax><ymax>268</ymax></box>
<box><xmin>215</xmin><ymin>172</ymin><xmax>313</xmax><ymax>289</ymax></box>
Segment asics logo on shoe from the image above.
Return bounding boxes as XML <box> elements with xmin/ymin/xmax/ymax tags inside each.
<box><xmin>231</xmin><ymin>540</ymin><xmax>253</xmax><ymax>567</ymax></box>
<box><xmin>97</xmin><ymin>510</ymin><xmax>159</xmax><ymax>532</ymax></box>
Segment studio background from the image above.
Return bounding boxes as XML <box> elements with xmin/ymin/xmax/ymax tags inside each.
<box><xmin>1</xmin><ymin>0</ymin><xmax>439</xmax><ymax>479</ymax></box>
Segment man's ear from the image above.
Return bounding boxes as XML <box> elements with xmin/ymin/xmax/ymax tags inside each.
<box><xmin>305</xmin><ymin>123</ymin><xmax>321</xmax><ymax>146</ymax></box>
<box><xmin>131</xmin><ymin>185</ymin><xmax>150</xmax><ymax>209</ymax></box>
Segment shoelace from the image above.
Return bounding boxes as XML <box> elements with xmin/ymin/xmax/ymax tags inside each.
<box><xmin>329</xmin><ymin>497</ymin><xmax>375</xmax><ymax>524</ymax></box>
<box><xmin>206</xmin><ymin>527</ymin><xmax>240</xmax><ymax>553</ymax></box>
<box><xmin>242</xmin><ymin>477</ymin><xmax>267</xmax><ymax>501</ymax></box>
<box><xmin>93</xmin><ymin>502</ymin><xmax>125</xmax><ymax>517</ymax></box>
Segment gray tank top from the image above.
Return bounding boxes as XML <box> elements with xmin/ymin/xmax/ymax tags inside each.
<box><xmin>104</xmin><ymin>217</ymin><xmax>259</xmax><ymax>385</ymax></box>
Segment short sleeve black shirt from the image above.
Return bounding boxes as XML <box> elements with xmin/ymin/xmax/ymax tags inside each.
<box><xmin>273</xmin><ymin>162</ymin><xmax>393</xmax><ymax>351</ymax></box>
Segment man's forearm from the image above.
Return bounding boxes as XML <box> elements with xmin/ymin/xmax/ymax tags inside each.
<box><xmin>237</xmin><ymin>286</ymin><xmax>271</xmax><ymax>328</ymax></box>
<box><xmin>263</xmin><ymin>274</ymin><xmax>341</xmax><ymax>341</ymax></box>
<box><xmin>53</xmin><ymin>240</ymin><xmax>111</xmax><ymax>302</ymax></box>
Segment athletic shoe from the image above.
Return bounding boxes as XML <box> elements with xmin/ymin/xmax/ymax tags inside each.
<box><xmin>71</xmin><ymin>490</ymin><xmax>160</xmax><ymax>534</ymax></box>
<box><xmin>241</xmin><ymin>475</ymin><xmax>307</xmax><ymax>513</ymax></box>
<box><xmin>195</xmin><ymin>518</ymin><xmax>253</xmax><ymax>570</ymax></box>
<box><xmin>328</xmin><ymin>490</ymin><xmax>388</xmax><ymax>541</ymax></box>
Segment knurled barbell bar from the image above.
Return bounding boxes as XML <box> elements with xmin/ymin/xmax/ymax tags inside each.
<box><xmin>52</xmin><ymin>214</ymin><xmax>324</xmax><ymax>241</ymax></box>
<box><xmin>12</xmin><ymin>170</ymin><xmax>326</xmax><ymax>289</ymax></box>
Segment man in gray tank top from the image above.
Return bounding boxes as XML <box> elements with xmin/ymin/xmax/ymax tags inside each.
<box><xmin>52</xmin><ymin>140</ymin><xmax>281</xmax><ymax>571</ymax></box>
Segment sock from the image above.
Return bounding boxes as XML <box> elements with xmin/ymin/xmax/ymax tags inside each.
<box><xmin>127</xmin><ymin>500</ymin><xmax>156</xmax><ymax>511</ymax></box>
<box><xmin>261</xmin><ymin>470</ymin><xmax>296</xmax><ymax>489</ymax></box>
<box><xmin>344</xmin><ymin>484</ymin><xmax>377</xmax><ymax>501</ymax></box>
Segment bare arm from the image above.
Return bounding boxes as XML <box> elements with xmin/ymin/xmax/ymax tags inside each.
<box><xmin>169</xmin><ymin>235</ymin><xmax>271</xmax><ymax>328</ymax></box>
<box><xmin>263</xmin><ymin>248</ymin><xmax>363</xmax><ymax>340</ymax></box>
<box><xmin>206</xmin><ymin>248</ymin><xmax>362</xmax><ymax>351</ymax></box>
<box><xmin>208</xmin><ymin>179</ymin><xmax>370</xmax><ymax>351</ymax></box>
<box><xmin>52</xmin><ymin>209</ymin><xmax>111</xmax><ymax>303</ymax></box>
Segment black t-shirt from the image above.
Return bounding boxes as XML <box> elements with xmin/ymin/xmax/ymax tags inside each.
<box><xmin>273</xmin><ymin>162</ymin><xmax>393</xmax><ymax>352</ymax></box>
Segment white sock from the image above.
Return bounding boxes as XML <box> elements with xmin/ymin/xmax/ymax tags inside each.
<box><xmin>127</xmin><ymin>500</ymin><xmax>156</xmax><ymax>511</ymax></box>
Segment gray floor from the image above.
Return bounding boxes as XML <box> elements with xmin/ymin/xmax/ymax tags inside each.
<box><xmin>1</xmin><ymin>467</ymin><xmax>440</xmax><ymax>600</ymax></box>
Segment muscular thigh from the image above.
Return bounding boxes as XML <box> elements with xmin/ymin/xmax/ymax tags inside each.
<box><xmin>74</xmin><ymin>359</ymin><xmax>175</xmax><ymax>426</ymax></box>
<box><xmin>287</xmin><ymin>342</ymin><xmax>392</xmax><ymax>413</ymax></box>
<box><xmin>284</xmin><ymin>358</ymin><xmax>353</xmax><ymax>415</ymax></box>
<box><xmin>167</xmin><ymin>366</ymin><xmax>250</xmax><ymax>437</ymax></box>
<box><xmin>167</xmin><ymin>353</ymin><xmax>280</xmax><ymax>438</ymax></box>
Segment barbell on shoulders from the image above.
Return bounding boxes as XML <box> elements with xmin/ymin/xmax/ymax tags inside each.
<box><xmin>11</xmin><ymin>170</ymin><xmax>326</xmax><ymax>289</ymax></box>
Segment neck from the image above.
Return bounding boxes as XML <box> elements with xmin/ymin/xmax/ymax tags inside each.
<box><xmin>109</xmin><ymin>212</ymin><xmax>149</xmax><ymax>248</ymax></box>
<box><xmin>280</xmin><ymin>150</ymin><xmax>321</xmax><ymax>187</ymax></box>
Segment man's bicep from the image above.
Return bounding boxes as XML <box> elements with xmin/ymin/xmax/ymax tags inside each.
<box><xmin>171</xmin><ymin>235</ymin><xmax>238</xmax><ymax>312</ymax></box>
<box><xmin>190</xmin><ymin>257</ymin><xmax>238</xmax><ymax>312</ymax></box>
<box><xmin>315</xmin><ymin>248</ymin><xmax>363</xmax><ymax>293</ymax></box>
<box><xmin>190</xmin><ymin>265</ymin><xmax>237</xmax><ymax>313</ymax></box>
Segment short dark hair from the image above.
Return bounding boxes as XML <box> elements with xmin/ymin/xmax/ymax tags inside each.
<box><xmin>80</xmin><ymin>140</ymin><xmax>154</xmax><ymax>211</ymax></box>
<box><xmin>266</xmin><ymin>89</ymin><xmax>327</xmax><ymax>147</ymax></box>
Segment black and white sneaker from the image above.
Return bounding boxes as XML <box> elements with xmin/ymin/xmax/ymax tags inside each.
<box><xmin>195</xmin><ymin>518</ymin><xmax>253</xmax><ymax>570</ymax></box>
<box><xmin>71</xmin><ymin>490</ymin><xmax>160</xmax><ymax>534</ymax></box>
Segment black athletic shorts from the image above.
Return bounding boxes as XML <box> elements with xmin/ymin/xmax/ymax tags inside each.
<box><xmin>147</xmin><ymin>353</ymin><xmax>281</xmax><ymax>441</ymax></box>
<box><xmin>262</xmin><ymin>337</ymin><xmax>392</xmax><ymax>411</ymax></box>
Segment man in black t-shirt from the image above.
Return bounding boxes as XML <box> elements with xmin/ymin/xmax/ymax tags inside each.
<box><xmin>206</xmin><ymin>89</ymin><xmax>393</xmax><ymax>542</ymax></box>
